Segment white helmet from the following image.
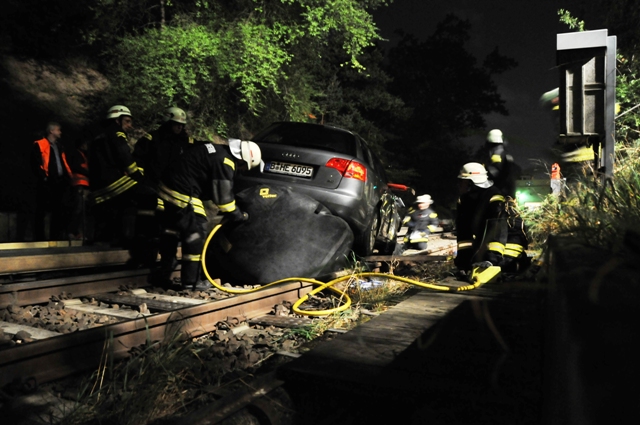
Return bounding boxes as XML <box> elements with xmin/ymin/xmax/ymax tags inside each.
<box><xmin>486</xmin><ymin>129</ymin><xmax>503</xmax><ymax>144</ymax></box>
<box><xmin>240</xmin><ymin>141</ymin><xmax>262</xmax><ymax>170</ymax></box>
<box><xmin>163</xmin><ymin>107</ymin><xmax>187</xmax><ymax>124</ymax></box>
<box><xmin>416</xmin><ymin>194</ymin><xmax>433</xmax><ymax>205</ymax></box>
<box><xmin>458</xmin><ymin>162</ymin><xmax>492</xmax><ymax>188</ymax></box>
<box><xmin>106</xmin><ymin>105</ymin><xmax>131</xmax><ymax>120</ymax></box>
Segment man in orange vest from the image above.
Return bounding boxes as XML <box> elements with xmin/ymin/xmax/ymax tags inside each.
<box><xmin>30</xmin><ymin>122</ymin><xmax>72</xmax><ymax>241</ymax></box>
<box><xmin>66</xmin><ymin>138</ymin><xmax>91</xmax><ymax>241</ymax></box>
<box><xmin>550</xmin><ymin>162</ymin><xmax>563</xmax><ymax>198</ymax></box>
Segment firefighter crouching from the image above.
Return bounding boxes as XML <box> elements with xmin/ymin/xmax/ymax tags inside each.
<box><xmin>154</xmin><ymin>138</ymin><xmax>262</xmax><ymax>291</ymax></box>
<box><xmin>401</xmin><ymin>194</ymin><xmax>439</xmax><ymax>255</ymax></box>
<box><xmin>454</xmin><ymin>162</ymin><xmax>508</xmax><ymax>281</ymax></box>
<box><xmin>87</xmin><ymin>105</ymin><xmax>160</xmax><ymax>266</ymax></box>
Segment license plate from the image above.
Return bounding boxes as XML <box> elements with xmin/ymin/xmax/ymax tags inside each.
<box><xmin>265</xmin><ymin>161</ymin><xmax>313</xmax><ymax>178</ymax></box>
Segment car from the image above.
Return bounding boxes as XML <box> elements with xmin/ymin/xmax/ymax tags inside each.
<box><xmin>235</xmin><ymin>121</ymin><xmax>407</xmax><ymax>256</ymax></box>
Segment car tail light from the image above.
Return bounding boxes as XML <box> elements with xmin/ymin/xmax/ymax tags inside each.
<box><xmin>326</xmin><ymin>158</ymin><xmax>367</xmax><ymax>182</ymax></box>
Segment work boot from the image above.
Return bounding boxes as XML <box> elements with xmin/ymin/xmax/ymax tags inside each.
<box><xmin>188</xmin><ymin>279</ymin><xmax>213</xmax><ymax>291</ymax></box>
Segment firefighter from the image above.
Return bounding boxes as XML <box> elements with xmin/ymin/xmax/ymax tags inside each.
<box><xmin>401</xmin><ymin>194</ymin><xmax>439</xmax><ymax>254</ymax></box>
<box><xmin>155</xmin><ymin>138</ymin><xmax>262</xmax><ymax>291</ymax></box>
<box><xmin>133</xmin><ymin>106</ymin><xmax>195</xmax><ymax>189</ymax></box>
<box><xmin>30</xmin><ymin>122</ymin><xmax>72</xmax><ymax>240</ymax></box>
<box><xmin>454</xmin><ymin>162</ymin><xmax>508</xmax><ymax>276</ymax></box>
<box><xmin>482</xmin><ymin>129</ymin><xmax>516</xmax><ymax>199</ymax></box>
<box><xmin>87</xmin><ymin>105</ymin><xmax>159</xmax><ymax>266</ymax></box>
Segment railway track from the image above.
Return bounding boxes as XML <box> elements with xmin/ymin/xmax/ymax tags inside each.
<box><xmin>4</xmin><ymin>235</ymin><xmax>539</xmax><ymax>425</ymax></box>
<box><xmin>0</xmin><ymin>263</ymin><xmax>315</xmax><ymax>388</ymax></box>
<box><xmin>0</xmin><ymin>235</ymin><xmax>457</xmax><ymax>391</ymax></box>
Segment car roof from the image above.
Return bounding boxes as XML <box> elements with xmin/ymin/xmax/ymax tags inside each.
<box><xmin>256</xmin><ymin>121</ymin><xmax>357</xmax><ymax>136</ymax></box>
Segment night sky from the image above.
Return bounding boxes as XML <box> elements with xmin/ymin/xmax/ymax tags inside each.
<box><xmin>374</xmin><ymin>0</ymin><xmax>606</xmax><ymax>176</ymax></box>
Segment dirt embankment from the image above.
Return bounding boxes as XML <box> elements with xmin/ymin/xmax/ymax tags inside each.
<box><xmin>0</xmin><ymin>56</ymin><xmax>109</xmax><ymax>227</ymax></box>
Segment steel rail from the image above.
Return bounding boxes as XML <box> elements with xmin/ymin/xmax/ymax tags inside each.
<box><xmin>0</xmin><ymin>280</ymin><xmax>313</xmax><ymax>388</ymax></box>
<box><xmin>0</xmin><ymin>248</ymin><xmax>131</xmax><ymax>275</ymax></box>
<box><xmin>0</xmin><ymin>268</ymin><xmax>156</xmax><ymax>308</ymax></box>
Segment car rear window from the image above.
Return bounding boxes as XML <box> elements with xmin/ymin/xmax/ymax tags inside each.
<box><xmin>253</xmin><ymin>123</ymin><xmax>357</xmax><ymax>156</ymax></box>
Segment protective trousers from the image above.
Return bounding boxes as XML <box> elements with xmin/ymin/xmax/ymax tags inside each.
<box><xmin>158</xmin><ymin>203</ymin><xmax>207</xmax><ymax>286</ymax></box>
<box><xmin>91</xmin><ymin>184</ymin><xmax>159</xmax><ymax>267</ymax></box>
<box><xmin>503</xmin><ymin>214</ymin><xmax>529</xmax><ymax>273</ymax></box>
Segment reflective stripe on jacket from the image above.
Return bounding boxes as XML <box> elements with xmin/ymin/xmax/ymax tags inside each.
<box><xmin>157</xmin><ymin>182</ymin><xmax>207</xmax><ymax>217</ymax></box>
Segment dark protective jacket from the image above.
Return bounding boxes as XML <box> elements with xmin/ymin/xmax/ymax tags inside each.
<box><xmin>31</xmin><ymin>138</ymin><xmax>72</xmax><ymax>183</ymax></box>
<box><xmin>483</xmin><ymin>143</ymin><xmax>516</xmax><ymax>198</ymax></box>
<box><xmin>87</xmin><ymin>122</ymin><xmax>144</xmax><ymax>205</ymax></box>
<box><xmin>158</xmin><ymin>142</ymin><xmax>240</xmax><ymax>218</ymax></box>
<box><xmin>455</xmin><ymin>184</ymin><xmax>508</xmax><ymax>270</ymax></box>
<box><xmin>133</xmin><ymin>124</ymin><xmax>195</xmax><ymax>188</ymax></box>
<box><xmin>404</xmin><ymin>206</ymin><xmax>439</xmax><ymax>233</ymax></box>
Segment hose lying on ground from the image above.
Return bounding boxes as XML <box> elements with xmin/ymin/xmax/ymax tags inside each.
<box><xmin>201</xmin><ymin>223</ymin><xmax>492</xmax><ymax>317</ymax></box>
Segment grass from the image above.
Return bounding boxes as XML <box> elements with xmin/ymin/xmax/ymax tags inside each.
<box><xmin>58</xmin><ymin>331</ymin><xmax>210</xmax><ymax>425</ymax></box>
<box><xmin>523</xmin><ymin>141</ymin><xmax>640</xmax><ymax>257</ymax></box>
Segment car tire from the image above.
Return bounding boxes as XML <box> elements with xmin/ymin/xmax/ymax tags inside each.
<box><xmin>379</xmin><ymin>237</ymin><xmax>398</xmax><ymax>255</ymax></box>
<box><xmin>354</xmin><ymin>212</ymin><xmax>379</xmax><ymax>256</ymax></box>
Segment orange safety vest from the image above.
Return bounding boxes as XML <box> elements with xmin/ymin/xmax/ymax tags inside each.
<box><xmin>34</xmin><ymin>138</ymin><xmax>72</xmax><ymax>178</ymax></box>
<box><xmin>551</xmin><ymin>163</ymin><xmax>561</xmax><ymax>180</ymax></box>
<box><xmin>69</xmin><ymin>150</ymin><xmax>89</xmax><ymax>187</ymax></box>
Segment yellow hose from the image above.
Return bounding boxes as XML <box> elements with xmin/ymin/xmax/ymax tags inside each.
<box><xmin>201</xmin><ymin>223</ymin><xmax>488</xmax><ymax>317</ymax></box>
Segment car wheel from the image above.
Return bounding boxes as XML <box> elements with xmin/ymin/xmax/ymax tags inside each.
<box><xmin>354</xmin><ymin>212</ymin><xmax>379</xmax><ymax>256</ymax></box>
<box><xmin>377</xmin><ymin>212</ymin><xmax>400</xmax><ymax>255</ymax></box>
<box><xmin>379</xmin><ymin>237</ymin><xmax>398</xmax><ymax>255</ymax></box>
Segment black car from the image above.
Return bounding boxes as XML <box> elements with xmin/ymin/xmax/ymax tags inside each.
<box><xmin>235</xmin><ymin>122</ymin><xmax>406</xmax><ymax>256</ymax></box>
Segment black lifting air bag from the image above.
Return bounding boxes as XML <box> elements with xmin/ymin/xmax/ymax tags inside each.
<box><xmin>204</xmin><ymin>185</ymin><xmax>354</xmax><ymax>284</ymax></box>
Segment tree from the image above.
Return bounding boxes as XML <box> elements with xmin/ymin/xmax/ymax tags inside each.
<box><xmin>383</xmin><ymin>15</ymin><xmax>517</xmax><ymax>207</ymax></box>
<box><xmin>101</xmin><ymin>0</ymin><xmax>391</xmax><ymax>137</ymax></box>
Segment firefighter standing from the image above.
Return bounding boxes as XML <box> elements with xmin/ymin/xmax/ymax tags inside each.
<box><xmin>88</xmin><ymin>105</ymin><xmax>159</xmax><ymax>266</ymax></box>
<box><xmin>155</xmin><ymin>138</ymin><xmax>262</xmax><ymax>291</ymax></box>
<box><xmin>482</xmin><ymin>129</ymin><xmax>516</xmax><ymax>199</ymax></box>
<box><xmin>454</xmin><ymin>162</ymin><xmax>508</xmax><ymax>275</ymax></box>
<box><xmin>133</xmin><ymin>107</ymin><xmax>195</xmax><ymax>189</ymax></box>
<box><xmin>401</xmin><ymin>194</ymin><xmax>439</xmax><ymax>254</ymax></box>
<box><xmin>30</xmin><ymin>122</ymin><xmax>72</xmax><ymax>241</ymax></box>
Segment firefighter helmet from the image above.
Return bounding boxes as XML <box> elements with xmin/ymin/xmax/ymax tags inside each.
<box><xmin>486</xmin><ymin>129</ymin><xmax>503</xmax><ymax>144</ymax></box>
<box><xmin>162</xmin><ymin>107</ymin><xmax>187</xmax><ymax>124</ymax></box>
<box><xmin>416</xmin><ymin>194</ymin><xmax>433</xmax><ymax>205</ymax></box>
<box><xmin>240</xmin><ymin>141</ymin><xmax>262</xmax><ymax>170</ymax></box>
<box><xmin>458</xmin><ymin>162</ymin><xmax>490</xmax><ymax>185</ymax></box>
<box><xmin>106</xmin><ymin>105</ymin><xmax>132</xmax><ymax>120</ymax></box>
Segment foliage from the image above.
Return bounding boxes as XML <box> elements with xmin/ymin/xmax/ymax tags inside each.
<box><xmin>383</xmin><ymin>15</ymin><xmax>517</xmax><ymax>206</ymax></box>
<box><xmin>525</xmin><ymin>5</ymin><xmax>640</xmax><ymax>253</ymax></box>
<box><xmin>102</xmin><ymin>0</ymin><xmax>390</xmax><ymax>135</ymax></box>
<box><xmin>60</xmin><ymin>333</ymin><xmax>209</xmax><ymax>425</ymax></box>
<box><xmin>558</xmin><ymin>9</ymin><xmax>585</xmax><ymax>31</ymax></box>
<box><xmin>523</xmin><ymin>142</ymin><xmax>640</xmax><ymax>255</ymax></box>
